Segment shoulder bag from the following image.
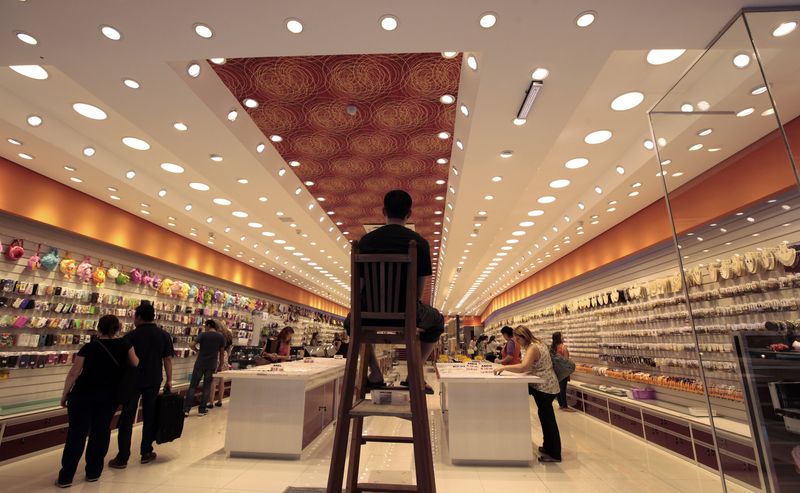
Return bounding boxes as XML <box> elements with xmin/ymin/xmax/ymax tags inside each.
<box><xmin>550</xmin><ymin>349</ymin><xmax>575</xmax><ymax>382</ymax></box>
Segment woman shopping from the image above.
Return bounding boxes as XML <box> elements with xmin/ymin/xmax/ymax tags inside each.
<box><xmin>57</xmin><ymin>315</ymin><xmax>139</xmax><ymax>488</ymax></box>
<box><xmin>552</xmin><ymin>332</ymin><xmax>575</xmax><ymax>412</ymax></box>
<box><xmin>494</xmin><ymin>325</ymin><xmax>562</xmax><ymax>463</ymax></box>
<box><xmin>261</xmin><ymin>326</ymin><xmax>295</xmax><ymax>363</ymax></box>
<box><xmin>209</xmin><ymin>321</ymin><xmax>234</xmax><ymax>408</ymax></box>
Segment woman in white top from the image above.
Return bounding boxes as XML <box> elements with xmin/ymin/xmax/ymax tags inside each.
<box><xmin>494</xmin><ymin>325</ymin><xmax>562</xmax><ymax>462</ymax></box>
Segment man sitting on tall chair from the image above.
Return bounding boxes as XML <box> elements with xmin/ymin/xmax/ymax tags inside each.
<box><xmin>344</xmin><ymin>189</ymin><xmax>444</xmax><ymax>394</ymax></box>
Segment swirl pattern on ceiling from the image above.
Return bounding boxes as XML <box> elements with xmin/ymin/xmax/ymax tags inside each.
<box><xmin>213</xmin><ymin>53</ymin><xmax>462</xmax><ymax>301</ymax></box>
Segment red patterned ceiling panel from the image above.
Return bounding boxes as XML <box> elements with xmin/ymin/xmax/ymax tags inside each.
<box><xmin>213</xmin><ymin>53</ymin><xmax>462</xmax><ymax>302</ymax></box>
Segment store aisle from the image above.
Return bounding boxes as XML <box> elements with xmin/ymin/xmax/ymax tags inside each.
<box><xmin>0</xmin><ymin>380</ymin><xmax>751</xmax><ymax>493</ymax></box>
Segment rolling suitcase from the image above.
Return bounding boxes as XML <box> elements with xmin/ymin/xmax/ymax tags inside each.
<box><xmin>155</xmin><ymin>391</ymin><xmax>185</xmax><ymax>444</ymax></box>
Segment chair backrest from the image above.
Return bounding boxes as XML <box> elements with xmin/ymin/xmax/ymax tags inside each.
<box><xmin>350</xmin><ymin>240</ymin><xmax>417</xmax><ymax>324</ymax></box>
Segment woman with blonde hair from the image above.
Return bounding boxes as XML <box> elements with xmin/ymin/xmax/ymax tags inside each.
<box><xmin>494</xmin><ymin>325</ymin><xmax>562</xmax><ymax>462</ymax></box>
<box><xmin>209</xmin><ymin>320</ymin><xmax>234</xmax><ymax>408</ymax></box>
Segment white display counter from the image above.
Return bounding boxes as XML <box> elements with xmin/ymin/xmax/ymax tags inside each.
<box><xmin>217</xmin><ymin>357</ymin><xmax>346</xmax><ymax>459</ymax></box>
<box><xmin>436</xmin><ymin>362</ymin><xmax>543</xmax><ymax>465</ymax></box>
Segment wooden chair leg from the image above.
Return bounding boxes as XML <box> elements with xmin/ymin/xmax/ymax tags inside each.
<box><xmin>327</xmin><ymin>342</ymin><xmax>367</xmax><ymax>492</ymax></box>
<box><xmin>345</xmin><ymin>416</ymin><xmax>365</xmax><ymax>492</ymax></box>
<box><xmin>405</xmin><ymin>337</ymin><xmax>436</xmax><ymax>493</ymax></box>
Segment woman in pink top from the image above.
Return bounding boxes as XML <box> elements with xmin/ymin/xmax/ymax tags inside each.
<box><xmin>497</xmin><ymin>326</ymin><xmax>521</xmax><ymax>365</ymax></box>
<box><xmin>262</xmin><ymin>327</ymin><xmax>294</xmax><ymax>363</ymax></box>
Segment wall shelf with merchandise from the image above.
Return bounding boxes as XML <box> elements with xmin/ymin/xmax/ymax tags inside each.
<box><xmin>484</xmin><ymin>194</ymin><xmax>800</xmax><ymax>423</ymax></box>
<box><xmin>0</xmin><ymin>213</ymin><xmax>345</xmax><ymax>418</ymax></box>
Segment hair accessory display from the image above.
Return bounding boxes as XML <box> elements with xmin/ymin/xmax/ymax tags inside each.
<box><xmin>744</xmin><ymin>251</ymin><xmax>759</xmax><ymax>274</ymax></box>
<box><xmin>731</xmin><ymin>255</ymin><xmax>745</xmax><ymax>277</ymax></box>
<box><xmin>707</xmin><ymin>262</ymin><xmax>720</xmax><ymax>283</ymax></box>
<box><xmin>761</xmin><ymin>249</ymin><xmax>776</xmax><ymax>271</ymax></box>
<box><xmin>4</xmin><ymin>239</ymin><xmax>25</xmax><ymax>261</ymax></box>
<box><xmin>777</xmin><ymin>243</ymin><xmax>797</xmax><ymax>267</ymax></box>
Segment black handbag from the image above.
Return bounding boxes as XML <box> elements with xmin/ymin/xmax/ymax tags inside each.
<box><xmin>551</xmin><ymin>351</ymin><xmax>576</xmax><ymax>381</ymax></box>
<box><xmin>95</xmin><ymin>340</ymin><xmax>138</xmax><ymax>403</ymax></box>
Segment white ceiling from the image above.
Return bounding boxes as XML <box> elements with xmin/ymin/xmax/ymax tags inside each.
<box><xmin>1</xmin><ymin>0</ymin><xmax>797</xmax><ymax>315</ymax></box>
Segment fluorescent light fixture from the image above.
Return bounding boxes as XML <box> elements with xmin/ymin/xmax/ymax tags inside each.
<box><xmin>516</xmin><ymin>80</ymin><xmax>543</xmax><ymax>120</ymax></box>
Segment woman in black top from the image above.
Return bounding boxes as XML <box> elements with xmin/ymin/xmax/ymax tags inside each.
<box><xmin>57</xmin><ymin>315</ymin><xmax>138</xmax><ymax>488</ymax></box>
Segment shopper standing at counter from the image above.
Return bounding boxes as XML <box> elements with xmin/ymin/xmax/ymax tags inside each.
<box><xmin>109</xmin><ymin>304</ymin><xmax>174</xmax><ymax>469</ymax></box>
<box><xmin>184</xmin><ymin>320</ymin><xmax>226</xmax><ymax>417</ymax></box>
<box><xmin>210</xmin><ymin>321</ymin><xmax>234</xmax><ymax>408</ymax></box>
<box><xmin>260</xmin><ymin>326</ymin><xmax>294</xmax><ymax>363</ymax></box>
<box><xmin>494</xmin><ymin>325</ymin><xmax>562</xmax><ymax>463</ymax></box>
<box><xmin>551</xmin><ymin>332</ymin><xmax>575</xmax><ymax>412</ymax></box>
<box><xmin>486</xmin><ymin>336</ymin><xmax>499</xmax><ymax>362</ymax></box>
<box><xmin>496</xmin><ymin>326</ymin><xmax>521</xmax><ymax>365</ymax></box>
<box><xmin>56</xmin><ymin>315</ymin><xmax>139</xmax><ymax>488</ymax></box>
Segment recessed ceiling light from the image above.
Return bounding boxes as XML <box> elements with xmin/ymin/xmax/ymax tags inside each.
<box><xmin>17</xmin><ymin>152</ymin><xmax>33</xmax><ymax>160</ymax></box>
<box><xmin>632</xmin><ymin>182</ymin><xmax>642</xmax><ymax>188</ymax></box>
<box><xmin>549</xmin><ymin>179</ymin><xmax>570</xmax><ymax>189</ymax></box>
<box><xmin>646</xmin><ymin>49</ymin><xmax>686</xmax><ymax>65</ymax></box>
<box><xmin>562</xmin><ymin>157</ymin><xmax>589</xmax><ymax>170</ymax></box>
<box><xmin>643</xmin><ymin>139</ymin><xmax>654</xmax><ymax>150</ymax></box>
<box><xmin>227</xmin><ymin>110</ymin><xmax>238</xmax><ymax>121</ymax></box>
<box><xmin>237</xmin><ymin>178</ymin><xmax>249</xmax><ymax>184</ymax></box>
<box><xmin>248</xmin><ymin>222</ymin><xmax>263</xmax><ymax>229</ymax></box>
<box><xmin>193</xmin><ymin>23</ymin><xmax>214</xmax><ymax>39</ymax></box>
<box><xmin>242</xmin><ymin>98</ymin><xmax>259</xmax><ymax>109</ymax></box>
<box><xmin>575</xmin><ymin>11</ymin><xmax>596</xmax><ymax>27</ymax></box>
<box><xmin>7</xmin><ymin>138</ymin><xmax>22</xmax><ymax>145</ymax></box>
<box><xmin>10</xmin><ymin>64</ymin><xmax>49</xmax><ymax>80</ymax></box>
<box><xmin>442</xmin><ymin>51</ymin><xmax>458</xmax><ymax>58</ymax></box>
<box><xmin>456</xmin><ymin>140</ymin><xmax>464</xmax><ymax>150</ymax></box>
<box><xmin>697</xmin><ymin>128</ymin><xmax>713</xmax><ymax>137</ymax></box>
<box><xmin>577</xmin><ymin>202</ymin><xmax>585</xmax><ymax>210</ymax></box>
<box><xmin>121</xmin><ymin>136</ymin><xmax>150</xmax><ymax>150</ymax></box>
<box><xmin>629</xmin><ymin>191</ymin><xmax>640</xmax><ymax>197</ymax></box>
<box><xmin>380</xmin><ymin>15</ymin><xmax>399</xmax><ymax>31</ymax></box>
<box><xmin>258</xmin><ymin>196</ymin><xmax>268</xmax><ymax>203</ymax></box>
<box><xmin>125</xmin><ymin>170</ymin><xmax>136</xmax><ymax>179</ymax></box>
<box><xmin>530</xmin><ymin>67</ymin><xmax>550</xmax><ymax>80</ymax></box>
<box><xmin>616</xmin><ymin>166</ymin><xmax>625</xmax><ymax>175</ymax></box>
<box><xmin>63</xmin><ymin>165</ymin><xmax>76</xmax><ymax>172</ymax></box>
<box><xmin>189</xmin><ymin>182</ymin><xmax>210</xmax><ymax>191</ymax></box>
<box><xmin>689</xmin><ymin>143</ymin><xmax>703</xmax><ymax>151</ymax></box>
<box><xmin>500</xmin><ymin>150</ymin><xmax>513</xmax><ymax>158</ymax></box>
<box><xmin>537</xmin><ymin>196</ymin><xmax>556</xmax><ymax>204</ymax></box>
<box><xmin>286</xmin><ymin>18</ymin><xmax>303</xmax><ymax>34</ymax></box>
<box><xmin>213</xmin><ymin>198</ymin><xmax>231</xmax><ymax>206</ymax></box>
<box><xmin>477</xmin><ymin>210</ymin><xmax>487</xmax><ymax>216</ymax></box>
<box><xmin>187</xmin><ymin>62</ymin><xmax>201</xmax><ymax>77</ymax></box>
<box><xmin>584</xmin><ymin>130</ymin><xmax>612</xmax><ymax>144</ymax></box>
<box><xmin>82</xmin><ymin>146</ymin><xmax>95</xmax><ymax>157</ymax></box>
<box><xmin>733</xmin><ymin>53</ymin><xmax>751</xmax><ymax>68</ymax></box>
<box><xmin>773</xmin><ymin>21</ymin><xmax>798</xmax><ymax>37</ymax></box>
<box><xmin>270</xmin><ymin>134</ymin><xmax>283</xmax><ymax>142</ymax></box>
<box><xmin>100</xmin><ymin>25</ymin><xmax>122</xmax><ymax>40</ymax></box>
<box><xmin>15</xmin><ymin>31</ymin><xmax>38</xmax><ymax>45</ymax></box>
<box><xmin>762</xmin><ymin>108</ymin><xmax>775</xmax><ymax>116</ymax></box>
<box><xmin>491</xmin><ymin>176</ymin><xmax>502</xmax><ymax>182</ymax></box>
<box><xmin>513</xmin><ymin>118</ymin><xmax>527</xmax><ymax>126</ymax></box>
<box><xmin>672</xmin><ymin>172</ymin><xmax>684</xmax><ymax>177</ymax></box>
<box><xmin>73</xmin><ymin>103</ymin><xmax>108</xmax><ymax>120</ymax></box>
<box><xmin>160</xmin><ymin>162</ymin><xmax>184</xmax><ymax>174</ymax></box>
<box><xmin>438</xmin><ymin>131</ymin><xmax>450</xmax><ymax>140</ymax></box>
<box><xmin>751</xmin><ymin>85</ymin><xmax>767</xmax><ymax>96</ymax></box>
<box><xmin>467</xmin><ymin>55</ymin><xmax>478</xmax><ymax>71</ymax></box>
<box><xmin>27</xmin><ymin>115</ymin><xmax>43</xmax><ymax>127</ymax></box>
<box><xmin>158</xmin><ymin>189</ymin><xmax>167</xmax><ymax>198</ymax></box>
<box><xmin>184</xmin><ymin>204</ymin><xmax>192</xmax><ymax>211</ymax></box>
<box><xmin>479</xmin><ymin>12</ymin><xmax>497</xmax><ymax>28</ymax></box>
<box><xmin>209</xmin><ymin>57</ymin><xmax>226</xmax><ymax>65</ymax></box>
<box><xmin>110</xmin><ymin>195</ymin><xmax>120</xmax><ymax>201</ymax></box>
<box><xmin>141</xmin><ymin>210</ymin><xmax>151</xmax><ymax>215</ymax></box>
<box><xmin>173</xmin><ymin>122</ymin><xmax>188</xmax><ymax>131</ymax></box>
<box><xmin>484</xmin><ymin>195</ymin><xmax>494</xmax><ymax>200</ymax></box>
<box><xmin>680</xmin><ymin>103</ymin><xmax>694</xmax><ymax>112</ymax></box>
<box><xmin>594</xmin><ymin>186</ymin><xmax>602</xmax><ymax>194</ymax></box>
<box><xmin>121</xmin><ymin>78</ymin><xmax>141</xmax><ymax>90</ymax></box>
<box><xmin>736</xmin><ymin>107</ymin><xmax>754</xmax><ymax>117</ymax></box>
<box><xmin>610</xmin><ymin>91</ymin><xmax>644</xmax><ymax>111</ymax></box>
<box><xmin>460</xmin><ymin>104</ymin><xmax>469</xmax><ymax>116</ymax></box>
<box><xmin>209</xmin><ymin>154</ymin><xmax>223</xmax><ymax>162</ymax></box>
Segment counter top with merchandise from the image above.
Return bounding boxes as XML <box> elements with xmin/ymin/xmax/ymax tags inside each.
<box><xmin>435</xmin><ymin>362</ymin><xmax>544</xmax><ymax>383</ymax></box>
<box><xmin>217</xmin><ymin>357</ymin><xmax>345</xmax><ymax>390</ymax></box>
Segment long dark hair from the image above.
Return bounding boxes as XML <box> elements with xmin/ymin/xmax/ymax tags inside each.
<box><xmin>551</xmin><ymin>332</ymin><xmax>564</xmax><ymax>353</ymax></box>
<box><xmin>277</xmin><ymin>326</ymin><xmax>294</xmax><ymax>343</ymax></box>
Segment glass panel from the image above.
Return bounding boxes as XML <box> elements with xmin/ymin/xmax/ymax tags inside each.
<box><xmin>650</xmin><ymin>11</ymin><xmax>800</xmax><ymax>493</ymax></box>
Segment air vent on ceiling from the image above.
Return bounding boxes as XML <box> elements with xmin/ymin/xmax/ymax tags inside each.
<box><xmin>363</xmin><ymin>223</ymin><xmax>416</xmax><ymax>233</ymax></box>
<box><xmin>473</xmin><ymin>216</ymin><xmax>488</xmax><ymax>222</ymax></box>
<box><xmin>279</xmin><ymin>217</ymin><xmax>294</xmax><ymax>223</ymax></box>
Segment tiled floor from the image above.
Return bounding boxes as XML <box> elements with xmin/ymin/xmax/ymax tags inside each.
<box><xmin>0</xmin><ymin>374</ymin><xmax>752</xmax><ymax>493</ymax></box>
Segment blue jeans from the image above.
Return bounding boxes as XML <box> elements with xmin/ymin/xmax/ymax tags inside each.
<box><xmin>184</xmin><ymin>364</ymin><xmax>215</xmax><ymax>412</ymax></box>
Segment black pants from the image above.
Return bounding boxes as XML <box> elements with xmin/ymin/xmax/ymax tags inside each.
<box><xmin>185</xmin><ymin>364</ymin><xmax>215</xmax><ymax>412</ymax></box>
<box><xmin>115</xmin><ymin>386</ymin><xmax>159</xmax><ymax>462</ymax></box>
<box><xmin>59</xmin><ymin>393</ymin><xmax>117</xmax><ymax>483</ymax></box>
<box><xmin>557</xmin><ymin>377</ymin><xmax>570</xmax><ymax>408</ymax></box>
<box><xmin>531</xmin><ymin>387</ymin><xmax>562</xmax><ymax>460</ymax></box>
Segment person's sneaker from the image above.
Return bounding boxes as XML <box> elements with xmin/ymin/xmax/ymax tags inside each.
<box><xmin>215</xmin><ymin>402</ymin><xmax>223</xmax><ymax>407</ymax></box>
<box><xmin>86</xmin><ymin>476</ymin><xmax>99</xmax><ymax>483</ymax></box>
<box><xmin>140</xmin><ymin>452</ymin><xmax>157</xmax><ymax>464</ymax></box>
<box><xmin>198</xmin><ymin>409</ymin><xmax>209</xmax><ymax>416</ymax></box>
<box><xmin>107</xmin><ymin>458</ymin><xmax>127</xmax><ymax>469</ymax></box>
<box><xmin>184</xmin><ymin>411</ymin><xmax>190</xmax><ymax>417</ymax></box>
<box><xmin>206</xmin><ymin>403</ymin><xmax>214</xmax><ymax>410</ymax></box>
<box><xmin>538</xmin><ymin>455</ymin><xmax>562</xmax><ymax>463</ymax></box>
<box><xmin>55</xmin><ymin>479</ymin><xmax>71</xmax><ymax>488</ymax></box>
<box><xmin>538</xmin><ymin>446</ymin><xmax>547</xmax><ymax>454</ymax></box>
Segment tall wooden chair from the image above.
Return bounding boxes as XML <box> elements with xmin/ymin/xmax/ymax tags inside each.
<box><xmin>326</xmin><ymin>240</ymin><xmax>436</xmax><ymax>493</ymax></box>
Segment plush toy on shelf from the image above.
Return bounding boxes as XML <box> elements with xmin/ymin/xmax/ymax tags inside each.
<box><xmin>4</xmin><ymin>239</ymin><xmax>25</xmax><ymax>261</ymax></box>
<box><xmin>76</xmin><ymin>258</ymin><xmax>93</xmax><ymax>283</ymax></box>
<box><xmin>92</xmin><ymin>263</ymin><xmax>106</xmax><ymax>288</ymax></box>
<box><xmin>115</xmin><ymin>271</ymin><xmax>130</xmax><ymax>285</ymax></box>
<box><xmin>158</xmin><ymin>278</ymin><xmax>173</xmax><ymax>296</ymax></box>
<box><xmin>130</xmin><ymin>268</ymin><xmax>143</xmax><ymax>285</ymax></box>
<box><xmin>107</xmin><ymin>266</ymin><xmax>120</xmax><ymax>281</ymax></box>
<box><xmin>60</xmin><ymin>257</ymin><xmax>77</xmax><ymax>280</ymax></box>
<box><xmin>188</xmin><ymin>284</ymin><xmax>199</xmax><ymax>300</ymax></box>
<box><xmin>142</xmin><ymin>271</ymin><xmax>153</xmax><ymax>287</ymax></box>
<box><xmin>178</xmin><ymin>282</ymin><xmax>190</xmax><ymax>300</ymax></box>
<box><xmin>171</xmin><ymin>280</ymin><xmax>183</xmax><ymax>298</ymax></box>
<box><xmin>26</xmin><ymin>245</ymin><xmax>41</xmax><ymax>271</ymax></box>
<box><xmin>40</xmin><ymin>248</ymin><xmax>60</xmax><ymax>271</ymax></box>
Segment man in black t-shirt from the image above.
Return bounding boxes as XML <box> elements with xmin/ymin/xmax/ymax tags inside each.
<box><xmin>184</xmin><ymin>320</ymin><xmax>226</xmax><ymax>416</ymax></box>
<box><xmin>345</xmin><ymin>190</ymin><xmax>444</xmax><ymax>392</ymax></box>
<box><xmin>109</xmin><ymin>303</ymin><xmax>174</xmax><ymax>468</ymax></box>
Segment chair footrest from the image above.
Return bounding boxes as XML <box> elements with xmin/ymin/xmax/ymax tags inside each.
<box><xmin>350</xmin><ymin>400</ymin><xmax>412</xmax><ymax>419</ymax></box>
<box><xmin>356</xmin><ymin>482</ymin><xmax>418</xmax><ymax>492</ymax></box>
<box><xmin>362</xmin><ymin>435</ymin><xmax>414</xmax><ymax>444</ymax></box>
